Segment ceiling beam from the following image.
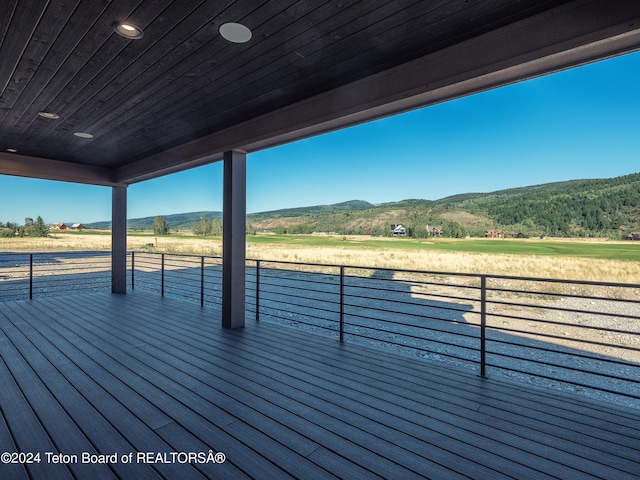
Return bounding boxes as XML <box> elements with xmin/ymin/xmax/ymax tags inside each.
<box><xmin>0</xmin><ymin>152</ymin><xmax>123</xmax><ymax>186</ymax></box>
<box><xmin>117</xmin><ymin>0</ymin><xmax>640</xmax><ymax>184</ymax></box>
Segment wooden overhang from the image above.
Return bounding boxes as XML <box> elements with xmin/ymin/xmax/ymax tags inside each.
<box><xmin>1</xmin><ymin>0</ymin><xmax>639</xmax><ymax>187</ymax></box>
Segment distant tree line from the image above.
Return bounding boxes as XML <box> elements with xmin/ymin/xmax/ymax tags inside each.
<box><xmin>486</xmin><ymin>186</ymin><xmax>640</xmax><ymax>237</ymax></box>
<box><xmin>152</xmin><ymin>215</ymin><xmax>229</xmax><ymax>236</ymax></box>
<box><xmin>0</xmin><ymin>216</ymin><xmax>49</xmax><ymax>238</ymax></box>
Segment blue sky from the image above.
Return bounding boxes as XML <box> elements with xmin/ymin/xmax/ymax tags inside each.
<box><xmin>1</xmin><ymin>50</ymin><xmax>639</xmax><ymax>224</ymax></box>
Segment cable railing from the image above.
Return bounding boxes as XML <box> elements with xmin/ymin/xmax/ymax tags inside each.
<box><xmin>0</xmin><ymin>251</ymin><xmax>112</xmax><ymax>301</ymax></box>
<box><xmin>248</xmin><ymin>259</ymin><xmax>640</xmax><ymax>409</ymax></box>
<box><xmin>129</xmin><ymin>251</ymin><xmax>223</xmax><ymax>307</ymax></box>
<box><xmin>1</xmin><ymin>250</ymin><xmax>638</xmax><ymax>408</ymax></box>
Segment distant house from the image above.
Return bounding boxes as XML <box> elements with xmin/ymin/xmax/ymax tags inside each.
<box><xmin>486</xmin><ymin>229</ymin><xmax>524</xmax><ymax>239</ymax></box>
<box><xmin>627</xmin><ymin>232</ymin><xmax>640</xmax><ymax>241</ymax></box>
<box><xmin>69</xmin><ymin>223</ymin><xmax>86</xmax><ymax>230</ymax></box>
<box><xmin>391</xmin><ymin>224</ymin><xmax>406</xmax><ymax>236</ymax></box>
<box><xmin>50</xmin><ymin>223</ymin><xmax>68</xmax><ymax>230</ymax></box>
<box><xmin>426</xmin><ymin>225</ymin><xmax>443</xmax><ymax>237</ymax></box>
<box><xmin>485</xmin><ymin>230</ymin><xmax>524</xmax><ymax>238</ymax></box>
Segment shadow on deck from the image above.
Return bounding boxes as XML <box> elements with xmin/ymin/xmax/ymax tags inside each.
<box><xmin>0</xmin><ymin>291</ymin><xmax>639</xmax><ymax>479</ymax></box>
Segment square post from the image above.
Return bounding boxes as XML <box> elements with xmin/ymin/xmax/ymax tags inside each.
<box><xmin>222</xmin><ymin>150</ymin><xmax>246</xmax><ymax>328</ymax></box>
<box><xmin>112</xmin><ymin>186</ymin><xmax>128</xmax><ymax>294</ymax></box>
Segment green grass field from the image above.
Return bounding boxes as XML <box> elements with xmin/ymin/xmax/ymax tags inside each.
<box><xmin>246</xmin><ymin>234</ymin><xmax>640</xmax><ymax>261</ymax></box>
<box><xmin>58</xmin><ymin>230</ymin><xmax>640</xmax><ymax>262</ymax></box>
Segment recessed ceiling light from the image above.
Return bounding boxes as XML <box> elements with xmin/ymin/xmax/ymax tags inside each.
<box><xmin>7</xmin><ymin>148</ymin><xmax>18</xmax><ymax>153</ymax></box>
<box><xmin>113</xmin><ymin>22</ymin><xmax>144</xmax><ymax>39</ymax></box>
<box><xmin>219</xmin><ymin>22</ymin><xmax>252</xmax><ymax>43</ymax></box>
<box><xmin>38</xmin><ymin>111</ymin><xmax>59</xmax><ymax>119</ymax></box>
<box><xmin>74</xmin><ymin>132</ymin><xmax>94</xmax><ymax>139</ymax></box>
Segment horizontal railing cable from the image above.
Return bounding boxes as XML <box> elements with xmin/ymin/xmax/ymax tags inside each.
<box><xmin>486</xmin><ymin>310</ymin><xmax>639</xmax><ymax>337</ymax></box>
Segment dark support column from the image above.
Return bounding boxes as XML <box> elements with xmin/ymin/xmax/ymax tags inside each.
<box><xmin>112</xmin><ymin>186</ymin><xmax>128</xmax><ymax>294</ymax></box>
<box><xmin>222</xmin><ymin>150</ymin><xmax>247</xmax><ymax>328</ymax></box>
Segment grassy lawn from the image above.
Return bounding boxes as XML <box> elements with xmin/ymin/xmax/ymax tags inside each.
<box><xmin>246</xmin><ymin>234</ymin><xmax>640</xmax><ymax>261</ymax></box>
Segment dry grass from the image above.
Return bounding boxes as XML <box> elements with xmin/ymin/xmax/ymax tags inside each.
<box><xmin>0</xmin><ymin>233</ymin><xmax>223</xmax><ymax>256</ymax></box>
<box><xmin>0</xmin><ymin>234</ymin><xmax>113</xmax><ymax>251</ymax></box>
<box><xmin>245</xmin><ymin>243</ymin><xmax>640</xmax><ymax>283</ymax></box>
<box><xmin>2</xmin><ymin>232</ymin><xmax>638</xmax><ymax>283</ymax></box>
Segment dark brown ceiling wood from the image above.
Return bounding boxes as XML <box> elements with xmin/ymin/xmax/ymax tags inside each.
<box><xmin>0</xmin><ymin>0</ymin><xmax>52</xmax><ymax>109</ymax></box>
<box><xmin>1</xmin><ymin>0</ymin><xmax>639</xmax><ymax>186</ymax></box>
<box><xmin>68</xmin><ymin>0</ymin><xmax>300</xmax><ymax>164</ymax></box>
<box><xmin>17</xmin><ymin>0</ymin><xmax>173</xmax><ymax>148</ymax></box>
<box><xmin>85</xmin><ymin>0</ymin><xmax>339</xmax><ymax>156</ymax></box>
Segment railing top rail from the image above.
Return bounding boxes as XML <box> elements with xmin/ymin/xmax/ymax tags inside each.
<box><xmin>252</xmin><ymin>258</ymin><xmax>490</xmax><ymax>279</ymax></box>
<box><xmin>0</xmin><ymin>249</ymin><xmax>111</xmax><ymax>256</ymax></box>
<box><xmin>482</xmin><ymin>273</ymin><xmax>640</xmax><ymax>289</ymax></box>
<box><xmin>127</xmin><ymin>250</ymin><xmax>222</xmax><ymax>261</ymax></box>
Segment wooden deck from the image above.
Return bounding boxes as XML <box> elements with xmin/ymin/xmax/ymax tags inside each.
<box><xmin>0</xmin><ymin>292</ymin><xmax>639</xmax><ymax>480</ymax></box>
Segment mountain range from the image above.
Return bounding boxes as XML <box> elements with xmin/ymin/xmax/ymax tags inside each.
<box><xmin>85</xmin><ymin>172</ymin><xmax>640</xmax><ymax>238</ymax></box>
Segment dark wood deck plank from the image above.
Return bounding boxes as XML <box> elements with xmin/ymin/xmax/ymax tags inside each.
<box><xmin>0</xmin><ymin>309</ymin><xmax>111</xmax><ymax>480</ymax></box>
<box><xmin>0</xmin><ymin>406</ymin><xmax>28</xmax><ymax>480</ymax></box>
<box><xmin>71</xmin><ymin>294</ymin><xmax>420</xmax><ymax>476</ymax></box>
<box><xmin>254</xmin><ymin>320</ymin><xmax>640</xmax><ymax>473</ymax></box>
<box><xmin>3</xmin><ymin>300</ymin><xmax>224</xmax><ymax>480</ymax></box>
<box><xmin>91</xmin><ymin>292</ymin><xmax>640</xmax><ymax>477</ymax></box>
<box><xmin>92</xmin><ymin>291</ymin><xmax>640</xmax><ymax>479</ymax></box>
<box><xmin>40</xmin><ymin>294</ymin><xmax>332</xmax><ymax>479</ymax></box>
<box><xmin>83</xmin><ymin>293</ymin><xmax>477</xmax><ymax>479</ymax></box>
<box><xmin>1</xmin><ymin>291</ymin><xmax>639</xmax><ymax>480</ymax></box>
<box><xmin>0</xmin><ymin>340</ymin><xmax>68</xmax><ymax>480</ymax></box>
<box><xmin>257</xmin><ymin>313</ymin><xmax>640</xmax><ymax>440</ymax></box>
<box><xmin>0</xmin><ymin>301</ymin><xmax>179</xmax><ymax>480</ymax></box>
<box><xmin>251</xmin><ymin>320</ymin><xmax>640</xmax><ymax>467</ymax></box>
<box><xmin>131</xmin><ymin>318</ymin><xmax>528</xmax><ymax>478</ymax></box>
<box><xmin>21</xmin><ymin>298</ymin><xmax>269</xmax><ymax>480</ymax></box>
<box><xmin>139</xmin><ymin>298</ymin><xmax>636</xmax><ymax>475</ymax></box>
<box><xmin>202</xmin><ymin>326</ymin><xmax>626</xmax><ymax>479</ymax></box>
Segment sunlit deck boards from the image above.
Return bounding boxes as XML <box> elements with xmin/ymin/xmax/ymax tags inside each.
<box><xmin>0</xmin><ymin>292</ymin><xmax>639</xmax><ymax>479</ymax></box>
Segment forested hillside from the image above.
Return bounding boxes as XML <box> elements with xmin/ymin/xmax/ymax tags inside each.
<box><xmin>482</xmin><ymin>174</ymin><xmax>640</xmax><ymax>236</ymax></box>
<box><xmin>85</xmin><ymin>173</ymin><xmax>640</xmax><ymax>239</ymax></box>
<box><xmin>246</xmin><ymin>173</ymin><xmax>640</xmax><ymax>238</ymax></box>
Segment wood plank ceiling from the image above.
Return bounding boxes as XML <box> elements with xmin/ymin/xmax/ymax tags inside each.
<box><xmin>1</xmin><ymin>0</ymin><xmax>639</xmax><ymax>186</ymax></box>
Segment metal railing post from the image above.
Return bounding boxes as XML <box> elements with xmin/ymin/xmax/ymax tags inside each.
<box><xmin>29</xmin><ymin>253</ymin><xmax>33</xmax><ymax>300</ymax></box>
<box><xmin>480</xmin><ymin>275</ymin><xmax>487</xmax><ymax>377</ymax></box>
<box><xmin>255</xmin><ymin>260</ymin><xmax>261</xmax><ymax>321</ymax></box>
<box><xmin>339</xmin><ymin>266</ymin><xmax>345</xmax><ymax>342</ymax></box>
<box><xmin>131</xmin><ymin>251</ymin><xmax>135</xmax><ymax>290</ymax></box>
<box><xmin>200</xmin><ymin>256</ymin><xmax>205</xmax><ymax>307</ymax></box>
<box><xmin>161</xmin><ymin>253</ymin><xmax>165</xmax><ymax>297</ymax></box>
